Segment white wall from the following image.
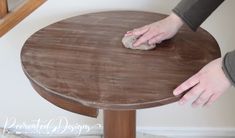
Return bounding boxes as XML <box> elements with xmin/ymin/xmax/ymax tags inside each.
<box><xmin>0</xmin><ymin>0</ymin><xmax>235</xmax><ymax>136</ymax></box>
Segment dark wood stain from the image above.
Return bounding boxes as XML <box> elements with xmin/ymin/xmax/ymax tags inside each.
<box><xmin>30</xmin><ymin>79</ymin><xmax>98</xmax><ymax>117</ymax></box>
<box><xmin>21</xmin><ymin>11</ymin><xmax>221</xmax><ymax>111</ymax></box>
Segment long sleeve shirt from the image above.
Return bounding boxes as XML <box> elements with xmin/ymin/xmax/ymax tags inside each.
<box><xmin>172</xmin><ymin>0</ymin><xmax>235</xmax><ymax>86</ymax></box>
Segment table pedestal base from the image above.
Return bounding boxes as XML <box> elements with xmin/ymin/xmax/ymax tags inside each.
<box><xmin>103</xmin><ymin>110</ymin><xmax>136</xmax><ymax>138</ymax></box>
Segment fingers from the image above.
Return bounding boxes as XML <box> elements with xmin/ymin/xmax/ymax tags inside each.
<box><xmin>203</xmin><ymin>94</ymin><xmax>221</xmax><ymax>107</ymax></box>
<box><xmin>148</xmin><ymin>33</ymin><xmax>164</xmax><ymax>45</ymax></box>
<box><xmin>178</xmin><ymin>84</ymin><xmax>204</xmax><ymax>105</ymax></box>
<box><xmin>192</xmin><ymin>91</ymin><xmax>212</xmax><ymax>107</ymax></box>
<box><xmin>173</xmin><ymin>73</ymin><xmax>200</xmax><ymax>96</ymax></box>
<box><xmin>125</xmin><ymin>26</ymin><xmax>149</xmax><ymax>36</ymax></box>
<box><xmin>125</xmin><ymin>31</ymin><xmax>132</xmax><ymax>36</ymax></box>
<box><xmin>133</xmin><ymin>31</ymin><xmax>157</xmax><ymax>47</ymax></box>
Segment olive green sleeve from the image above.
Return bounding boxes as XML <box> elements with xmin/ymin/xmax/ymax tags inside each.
<box><xmin>223</xmin><ymin>50</ymin><xmax>235</xmax><ymax>86</ymax></box>
<box><xmin>172</xmin><ymin>0</ymin><xmax>224</xmax><ymax>31</ymax></box>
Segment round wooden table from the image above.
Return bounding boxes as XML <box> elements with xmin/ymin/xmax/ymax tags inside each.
<box><xmin>21</xmin><ymin>11</ymin><xmax>221</xmax><ymax>138</ymax></box>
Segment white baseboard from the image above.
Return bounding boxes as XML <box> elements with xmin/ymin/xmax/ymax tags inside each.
<box><xmin>137</xmin><ymin>127</ymin><xmax>235</xmax><ymax>137</ymax></box>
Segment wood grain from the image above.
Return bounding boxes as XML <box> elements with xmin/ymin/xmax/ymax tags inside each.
<box><xmin>104</xmin><ymin>110</ymin><xmax>136</xmax><ymax>138</ymax></box>
<box><xmin>0</xmin><ymin>0</ymin><xmax>8</xmax><ymax>18</ymax></box>
<box><xmin>21</xmin><ymin>11</ymin><xmax>221</xmax><ymax>110</ymax></box>
<box><xmin>30</xmin><ymin>80</ymin><xmax>98</xmax><ymax>117</ymax></box>
<box><xmin>0</xmin><ymin>0</ymin><xmax>46</xmax><ymax>37</ymax></box>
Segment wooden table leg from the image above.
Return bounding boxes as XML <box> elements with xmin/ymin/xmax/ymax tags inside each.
<box><xmin>103</xmin><ymin>110</ymin><xmax>136</xmax><ymax>138</ymax></box>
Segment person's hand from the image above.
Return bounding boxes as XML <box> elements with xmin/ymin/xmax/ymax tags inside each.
<box><xmin>173</xmin><ymin>58</ymin><xmax>232</xmax><ymax>107</ymax></box>
<box><xmin>125</xmin><ymin>12</ymin><xmax>183</xmax><ymax>47</ymax></box>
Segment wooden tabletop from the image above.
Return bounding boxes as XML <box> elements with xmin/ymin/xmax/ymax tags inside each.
<box><xmin>21</xmin><ymin>11</ymin><xmax>221</xmax><ymax>111</ymax></box>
